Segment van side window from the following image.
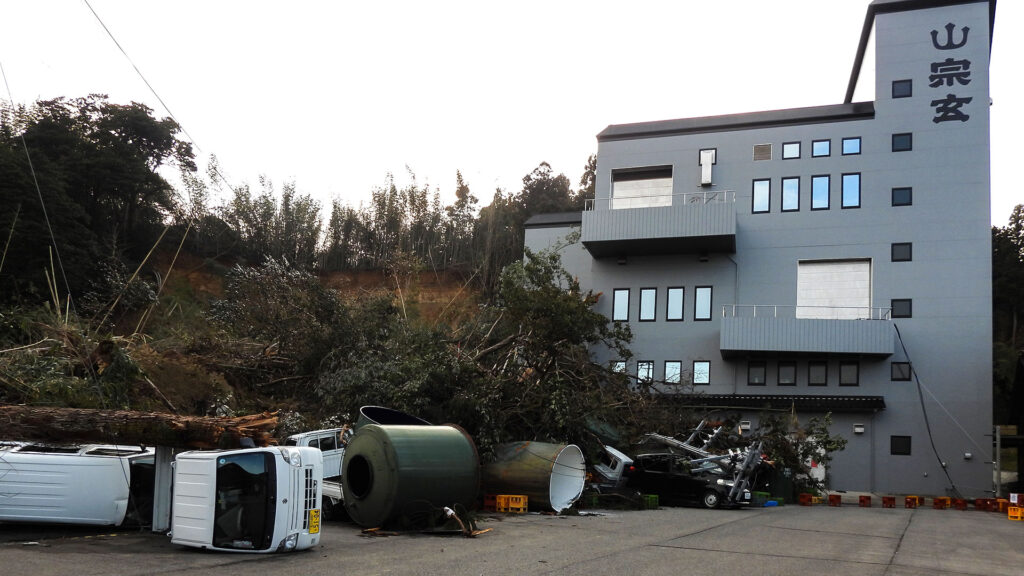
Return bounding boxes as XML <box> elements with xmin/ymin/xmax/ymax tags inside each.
<box><xmin>320</xmin><ymin>435</ymin><xmax>337</xmax><ymax>451</ymax></box>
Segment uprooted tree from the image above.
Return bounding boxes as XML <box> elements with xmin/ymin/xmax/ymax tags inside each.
<box><xmin>0</xmin><ymin>405</ymin><xmax>278</xmax><ymax>448</ymax></box>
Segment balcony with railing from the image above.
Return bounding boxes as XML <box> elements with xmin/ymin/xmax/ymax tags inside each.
<box><xmin>719</xmin><ymin>304</ymin><xmax>894</xmax><ymax>358</ymax></box>
<box><xmin>581</xmin><ymin>190</ymin><xmax>736</xmax><ymax>258</ymax></box>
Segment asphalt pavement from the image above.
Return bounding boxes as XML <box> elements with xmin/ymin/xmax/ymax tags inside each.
<box><xmin>1</xmin><ymin>502</ymin><xmax>1022</xmax><ymax>575</ymax></box>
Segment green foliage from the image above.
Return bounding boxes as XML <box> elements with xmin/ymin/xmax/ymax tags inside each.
<box><xmin>209</xmin><ymin>258</ymin><xmax>346</xmax><ymax>369</ymax></box>
<box><xmin>755</xmin><ymin>411</ymin><xmax>848</xmax><ymax>495</ymax></box>
<box><xmin>993</xmin><ymin>204</ymin><xmax>1024</xmax><ymax>424</ymax></box>
<box><xmin>0</xmin><ymin>95</ymin><xmax>194</xmax><ymax>301</ymax></box>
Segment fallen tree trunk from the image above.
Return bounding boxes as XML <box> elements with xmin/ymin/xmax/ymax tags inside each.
<box><xmin>0</xmin><ymin>406</ymin><xmax>279</xmax><ymax>449</ymax></box>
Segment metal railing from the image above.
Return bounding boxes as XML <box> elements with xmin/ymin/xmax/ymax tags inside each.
<box><xmin>584</xmin><ymin>190</ymin><xmax>735</xmax><ymax>211</ymax></box>
<box><xmin>720</xmin><ymin>304</ymin><xmax>892</xmax><ymax>321</ymax></box>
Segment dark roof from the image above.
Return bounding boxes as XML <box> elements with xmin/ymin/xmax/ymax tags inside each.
<box><xmin>658</xmin><ymin>394</ymin><xmax>886</xmax><ymax>414</ymax></box>
<box><xmin>596</xmin><ymin>102</ymin><xmax>874</xmax><ymax>142</ymax></box>
<box><xmin>845</xmin><ymin>0</ymin><xmax>997</xmax><ymax>103</ymax></box>
<box><xmin>523</xmin><ymin>211</ymin><xmax>583</xmax><ymax>228</ymax></box>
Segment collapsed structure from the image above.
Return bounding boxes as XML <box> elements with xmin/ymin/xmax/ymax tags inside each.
<box><xmin>525</xmin><ymin>0</ymin><xmax>996</xmax><ymax>496</ymax></box>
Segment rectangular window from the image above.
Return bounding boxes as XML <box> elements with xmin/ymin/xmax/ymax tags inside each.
<box><xmin>639</xmin><ymin>288</ymin><xmax>657</xmax><ymax>322</ymax></box>
<box><xmin>891</xmin><ymin>242</ymin><xmax>912</xmax><ymax>262</ymax></box>
<box><xmin>892</xmin><ymin>79</ymin><xmax>913</xmax><ymax>98</ymax></box>
<box><xmin>613</xmin><ymin>289</ymin><xmax>629</xmax><ymax>321</ymax></box>
<box><xmin>612</xmin><ymin>167</ymin><xmax>673</xmax><ymax>209</ymax></box>
<box><xmin>891</xmin><ymin>435</ymin><xmax>912</xmax><ymax>456</ymax></box>
<box><xmin>892</xmin><ymin>299</ymin><xmax>912</xmax><ymax>318</ymax></box>
<box><xmin>842</xmin><ymin>137</ymin><xmax>861</xmax><ymax>155</ymax></box>
<box><xmin>891</xmin><ymin>362</ymin><xmax>912</xmax><ymax>381</ymax></box>
<box><xmin>664</xmin><ymin>361</ymin><xmax>682</xmax><ymax>384</ymax></box>
<box><xmin>839</xmin><ymin>361</ymin><xmax>859</xmax><ymax>386</ymax></box>
<box><xmin>752</xmin><ymin>144</ymin><xmax>772</xmax><ymax>161</ymax></box>
<box><xmin>666</xmin><ymin>287</ymin><xmax>684</xmax><ymax>321</ymax></box>
<box><xmin>748</xmin><ymin>362</ymin><xmax>766</xmax><ymax>386</ymax></box>
<box><xmin>778</xmin><ymin>362</ymin><xmax>797</xmax><ymax>386</ymax></box>
<box><xmin>637</xmin><ymin>360</ymin><xmax>653</xmax><ymax>384</ymax></box>
<box><xmin>782</xmin><ymin>142</ymin><xmax>800</xmax><ymax>159</ymax></box>
<box><xmin>842</xmin><ymin>173</ymin><xmax>861</xmax><ymax>208</ymax></box>
<box><xmin>808</xmin><ymin>361</ymin><xmax>827</xmax><ymax>386</ymax></box>
<box><xmin>812</xmin><ymin>139</ymin><xmax>831</xmax><ymax>157</ymax></box>
<box><xmin>752</xmin><ymin>179</ymin><xmax>770</xmax><ymax>213</ymax></box>
<box><xmin>811</xmin><ymin>175</ymin><xmax>830</xmax><ymax>210</ymax></box>
<box><xmin>782</xmin><ymin>177</ymin><xmax>800</xmax><ymax>212</ymax></box>
<box><xmin>892</xmin><ymin>133</ymin><xmax>913</xmax><ymax>152</ymax></box>
<box><xmin>892</xmin><ymin>187</ymin><xmax>912</xmax><ymax>206</ymax></box>
<box><xmin>611</xmin><ymin>360</ymin><xmax>626</xmax><ymax>373</ymax></box>
<box><xmin>694</xmin><ymin>286</ymin><xmax>712</xmax><ymax>321</ymax></box>
<box><xmin>693</xmin><ymin>360</ymin><xmax>710</xmax><ymax>385</ymax></box>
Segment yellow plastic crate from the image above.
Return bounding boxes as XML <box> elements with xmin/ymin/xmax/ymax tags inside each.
<box><xmin>496</xmin><ymin>494</ymin><xmax>528</xmax><ymax>513</ymax></box>
<box><xmin>1009</xmin><ymin>506</ymin><xmax>1022</xmax><ymax>521</ymax></box>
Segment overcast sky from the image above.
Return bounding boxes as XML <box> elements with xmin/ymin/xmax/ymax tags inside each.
<box><xmin>1</xmin><ymin>0</ymin><xmax>1020</xmax><ymax>225</ymax></box>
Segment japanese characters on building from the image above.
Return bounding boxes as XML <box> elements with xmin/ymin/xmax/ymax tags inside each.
<box><xmin>929</xmin><ymin>22</ymin><xmax>972</xmax><ymax>123</ymax></box>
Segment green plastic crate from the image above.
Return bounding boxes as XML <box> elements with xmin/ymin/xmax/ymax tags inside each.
<box><xmin>639</xmin><ymin>494</ymin><xmax>659</xmax><ymax>509</ymax></box>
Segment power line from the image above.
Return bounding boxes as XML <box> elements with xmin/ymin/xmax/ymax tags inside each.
<box><xmin>82</xmin><ymin>0</ymin><xmax>237</xmax><ymax>195</ymax></box>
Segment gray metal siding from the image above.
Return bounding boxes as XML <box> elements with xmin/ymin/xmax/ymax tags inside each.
<box><xmin>720</xmin><ymin>317</ymin><xmax>894</xmax><ymax>356</ymax></box>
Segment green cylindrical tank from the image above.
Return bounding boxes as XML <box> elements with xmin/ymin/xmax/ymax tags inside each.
<box><xmin>480</xmin><ymin>442</ymin><xmax>586</xmax><ymax>512</ymax></box>
<box><xmin>341</xmin><ymin>424</ymin><xmax>479</xmax><ymax>528</ymax></box>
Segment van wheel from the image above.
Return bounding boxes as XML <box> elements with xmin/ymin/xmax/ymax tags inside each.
<box><xmin>702</xmin><ymin>490</ymin><xmax>721</xmax><ymax>509</ymax></box>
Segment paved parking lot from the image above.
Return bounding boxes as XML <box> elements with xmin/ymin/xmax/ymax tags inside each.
<box><xmin>2</xmin><ymin>503</ymin><xmax>1022</xmax><ymax>576</ymax></box>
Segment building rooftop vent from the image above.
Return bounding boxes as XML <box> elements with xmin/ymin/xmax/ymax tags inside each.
<box><xmin>753</xmin><ymin>144</ymin><xmax>772</xmax><ymax>161</ymax></box>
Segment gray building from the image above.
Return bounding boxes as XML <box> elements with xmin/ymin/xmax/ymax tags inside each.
<box><xmin>525</xmin><ymin>0</ymin><xmax>995</xmax><ymax>496</ymax></box>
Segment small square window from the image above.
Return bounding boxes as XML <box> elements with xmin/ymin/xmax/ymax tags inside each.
<box><xmin>891</xmin><ymin>242</ymin><xmax>912</xmax><ymax>262</ymax></box>
<box><xmin>748</xmin><ymin>362</ymin><xmax>766</xmax><ymax>386</ymax></box>
<box><xmin>782</xmin><ymin>142</ymin><xmax>801</xmax><ymax>159</ymax></box>
<box><xmin>778</xmin><ymin>362</ymin><xmax>796</xmax><ymax>386</ymax></box>
<box><xmin>891</xmin><ymin>362</ymin><xmax>912</xmax><ymax>381</ymax></box>
<box><xmin>892</xmin><ymin>79</ymin><xmax>913</xmax><ymax>98</ymax></box>
<box><xmin>666</xmin><ymin>287</ymin><xmax>684</xmax><ymax>321</ymax></box>
<box><xmin>811</xmin><ymin>175</ymin><xmax>830</xmax><ymax>210</ymax></box>
<box><xmin>892</xmin><ymin>187</ymin><xmax>913</xmax><ymax>206</ymax></box>
<box><xmin>842</xmin><ymin>173</ymin><xmax>861</xmax><ymax>209</ymax></box>
<box><xmin>613</xmin><ymin>289</ymin><xmax>629</xmax><ymax>321</ymax></box>
<box><xmin>782</xmin><ymin>177</ymin><xmax>799</xmax><ymax>212</ymax></box>
<box><xmin>892</xmin><ymin>133</ymin><xmax>913</xmax><ymax>152</ymax></box>
<box><xmin>812</xmin><ymin>139</ymin><xmax>831</xmax><ymax>157</ymax></box>
<box><xmin>752</xmin><ymin>179</ymin><xmax>771</xmax><ymax>213</ymax></box>
<box><xmin>665</xmin><ymin>361</ymin><xmax>682</xmax><ymax>384</ymax></box>
<box><xmin>808</xmin><ymin>361</ymin><xmax>827</xmax><ymax>386</ymax></box>
<box><xmin>693</xmin><ymin>361</ymin><xmax>710</xmax><ymax>385</ymax></box>
<box><xmin>611</xmin><ymin>360</ymin><xmax>626</xmax><ymax>373</ymax></box>
<box><xmin>891</xmin><ymin>435</ymin><xmax>912</xmax><ymax>456</ymax></box>
<box><xmin>639</xmin><ymin>288</ymin><xmax>657</xmax><ymax>322</ymax></box>
<box><xmin>892</xmin><ymin>299</ymin><xmax>912</xmax><ymax>318</ymax></box>
<box><xmin>842</xmin><ymin>137</ymin><xmax>861</xmax><ymax>155</ymax></box>
<box><xmin>637</xmin><ymin>360</ymin><xmax>653</xmax><ymax>384</ymax></box>
<box><xmin>839</xmin><ymin>361</ymin><xmax>859</xmax><ymax>386</ymax></box>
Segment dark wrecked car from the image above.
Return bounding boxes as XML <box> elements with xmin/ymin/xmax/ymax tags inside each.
<box><xmin>623</xmin><ymin>452</ymin><xmax>750</xmax><ymax>509</ymax></box>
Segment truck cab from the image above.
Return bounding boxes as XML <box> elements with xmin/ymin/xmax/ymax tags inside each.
<box><xmin>285</xmin><ymin>428</ymin><xmax>345</xmax><ymax>479</ymax></box>
<box><xmin>170</xmin><ymin>446</ymin><xmax>322</xmax><ymax>553</ymax></box>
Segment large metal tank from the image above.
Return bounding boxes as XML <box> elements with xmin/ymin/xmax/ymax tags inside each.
<box><xmin>481</xmin><ymin>442</ymin><xmax>586</xmax><ymax>512</ymax></box>
<box><xmin>341</xmin><ymin>424</ymin><xmax>479</xmax><ymax>527</ymax></box>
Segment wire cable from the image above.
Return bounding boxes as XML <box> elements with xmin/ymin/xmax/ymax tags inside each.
<box><xmin>82</xmin><ymin>0</ymin><xmax>237</xmax><ymax>196</ymax></box>
<box><xmin>893</xmin><ymin>323</ymin><xmax>962</xmax><ymax>498</ymax></box>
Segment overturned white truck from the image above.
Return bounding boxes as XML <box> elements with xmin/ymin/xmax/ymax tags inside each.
<box><xmin>0</xmin><ymin>442</ymin><xmax>323</xmax><ymax>553</ymax></box>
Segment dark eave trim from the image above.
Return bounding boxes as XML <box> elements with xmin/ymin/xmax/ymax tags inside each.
<box><xmin>597</xmin><ymin>102</ymin><xmax>874</xmax><ymax>142</ymax></box>
<box><xmin>845</xmin><ymin>0</ymin><xmax>997</xmax><ymax>104</ymax></box>
<box><xmin>660</xmin><ymin>394</ymin><xmax>886</xmax><ymax>414</ymax></box>
<box><xmin>524</xmin><ymin>212</ymin><xmax>583</xmax><ymax>229</ymax></box>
